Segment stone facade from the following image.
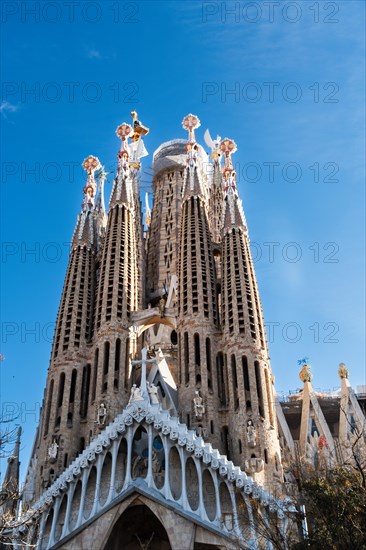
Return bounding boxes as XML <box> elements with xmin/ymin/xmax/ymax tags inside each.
<box><xmin>15</xmin><ymin>113</ymin><xmax>364</xmax><ymax>550</ymax></box>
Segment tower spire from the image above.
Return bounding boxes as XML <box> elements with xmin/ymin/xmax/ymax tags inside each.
<box><xmin>178</xmin><ymin>115</ymin><xmax>219</xmax><ymax>440</ymax></box>
<box><xmin>95</xmin><ymin>166</ymin><xmax>108</xmax><ymax>215</ymax></box>
<box><xmin>219</xmin><ymin>139</ymin><xmax>281</xmax><ymax>484</ymax></box>
<box><xmin>220</xmin><ymin>138</ymin><xmax>247</xmax><ymax>233</ymax></box>
<box><xmin>93</xmin><ymin>113</ymin><xmax>149</xmax><ymax>421</ymax></box>
<box><xmin>205</xmin><ymin>129</ymin><xmax>225</xmax><ymax>243</ymax></box>
<box><xmin>181</xmin><ymin>113</ymin><xmax>207</xmax><ymax>199</ymax></box>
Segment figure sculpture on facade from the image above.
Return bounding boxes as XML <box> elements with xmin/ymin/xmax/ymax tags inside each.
<box><xmin>159</xmin><ymin>295</ymin><xmax>166</xmax><ymax>318</ymax></box>
<box><xmin>246</xmin><ymin>419</ymin><xmax>257</xmax><ymax>447</ymax></box>
<box><xmin>193</xmin><ymin>391</ymin><xmax>205</xmax><ymax>419</ymax></box>
<box><xmin>48</xmin><ymin>440</ymin><xmax>59</xmax><ymax>461</ymax></box>
<box><xmin>129</xmin><ymin>384</ymin><xmax>144</xmax><ymax>403</ymax></box>
<box><xmin>299</xmin><ymin>363</ymin><xmax>312</xmax><ymax>383</ymax></box>
<box><xmin>97</xmin><ymin>403</ymin><xmax>107</xmax><ymax>425</ymax></box>
<box><xmin>338</xmin><ymin>362</ymin><xmax>349</xmax><ymax>379</ymax></box>
<box><xmin>147</xmin><ymin>381</ymin><xmax>159</xmax><ymax>405</ymax></box>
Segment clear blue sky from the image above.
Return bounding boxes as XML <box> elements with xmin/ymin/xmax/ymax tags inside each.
<box><xmin>1</xmin><ymin>1</ymin><xmax>365</xmax><ymax>482</ymax></box>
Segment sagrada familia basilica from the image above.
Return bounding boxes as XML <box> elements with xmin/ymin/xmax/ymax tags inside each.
<box><xmin>2</xmin><ymin>113</ymin><xmax>365</xmax><ymax>549</ymax></box>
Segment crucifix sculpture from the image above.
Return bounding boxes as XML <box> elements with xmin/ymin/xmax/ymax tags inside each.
<box><xmin>131</xmin><ymin>347</ymin><xmax>157</xmax><ymax>398</ymax></box>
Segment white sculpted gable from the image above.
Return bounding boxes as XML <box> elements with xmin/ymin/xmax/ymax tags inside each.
<box><xmin>19</xmin><ymin>349</ymin><xmax>294</xmax><ymax>549</ymax></box>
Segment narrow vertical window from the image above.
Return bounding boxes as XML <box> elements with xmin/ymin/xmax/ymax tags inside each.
<box><xmin>69</xmin><ymin>369</ymin><xmax>77</xmax><ymax>404</ymax></box>
<box><xmin>194</xmin><ymin>333</ymin><xmax>200</xmax><ymax>366</ymax></box>
<box><xmin>206</xmin><ymin>337</ymin><xmax>212</xmax><ymax>390</ymax></box>
<box><xmin>91</xmin><ymin>348</ymin><xmax>99</xmax><ymax>402</ymax></box>
<box><xmin>242</xmin><ymin>355</ymin><xmax>250</xmax><ymax>391</ymax></box>
<box><xmin>184</xmin><ymin>332</ymin><xmax>190</xmax><ymax>384</ymax></box>
<box><xmin>67</xmin><ymin>369</ymin><xmax>77</xmax><ymax>428</ymax></box>
<box><xmin>102</xmin><ymin>341</ymin><xmax>110</xmax><ymax>393</ymax></box>
<box><xmin>231</xmin><ymin>354</ymin><xmax>239</xmax><ymax>410</ymax></box>
<box><xmin>114</xmin><ymin>338</ymin><xmax>121</xmax><ymax>391</ymax></box>
<box><xmin>124</xmin><ymin>339</ymin><xmax>130</xmax><ymax>388</ymax></box>
<box><xmin>194</xmin><ymin>333</ymin><xmax>201</xmax><ymax>385</ymax></box>
<box><xmin>55</xmin><ymin>373</ymin><xmax>65</xmax><ymax>428</ymax></box>
<box><xmin>216</xmin><ymin>352</ymin><xmax>226</xmax><ymax>405</ymax></box>
<box><xmin>224</xmin><ymin>354</ymin><xmax>230</xmax><ymax>405</ymax></box>
<box><xmin>44</xmin><ymin>379</ymin><xmax>54</xmax><ymax>436</ymax></box>
<box><xmin>57</xmin><ymin>373</ymin><xmax>65</xmax><ymax>408</ymax></box>
<box><xmin>265</xmin><ymin>368</ymin><xmax>274</xmax><ymax>426</ymax></box>
<box><xmin>254</xmin><ymin>361</ymin><xmax>265</xmax><ymax>418</ymax></box>
<box><xmin>80</xmin><ymin>364</ymin><xmax>91</xmax><ymax>419</ymax></box>
<box><xmin>242</xmin><ymin>355</ymin><xmax>251</xmax><ymax>410</ymax></box>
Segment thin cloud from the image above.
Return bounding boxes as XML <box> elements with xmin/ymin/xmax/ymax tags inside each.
<box><xmin>0</xmin><ymin>101</ymin><xmax>20</xmax><ymax>119</ymax></box>
<box><xmin>86</xmin><ymin>48</ymin><xmax>102</xmax><ymax>60</ymax></box>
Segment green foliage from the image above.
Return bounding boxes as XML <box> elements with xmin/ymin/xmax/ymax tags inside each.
<box><xmin>293</xmin><ymin>466</ymin><xmax>366</xmax><ymax>549</ymax></box>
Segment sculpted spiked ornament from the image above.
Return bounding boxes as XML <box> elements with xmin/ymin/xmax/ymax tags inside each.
<box><xmin>116</xmin><ymin>122</ymin><xmax>133</xmax><ymax>174</ymax></box>
<box><xmin>182</xmin><ymin>113</ymin><xmax>201</xmax><ymax>144</ymax></box>
<box><xmin>182</xmin><ymin>114</ymin><xmax>202</xmax><ymax>193</ymax></box>
<box><xmin>129</xmin><ymin>111</ymin><xmax>149</xmax><ymax>169</ymax></box>
<box><xmin>82</xmin><ymin>155</ymin><xmax>101</xmax><ymax>210</ymax></box>
<box><xmin>220</xmin><ymin>138</ymin><xmax>237</xmax><ymax>190</ymax></box>
<box><xmin>204</xmin><ymin>129</ymin><xmax>222</xmax><ymax>162</ymax></box>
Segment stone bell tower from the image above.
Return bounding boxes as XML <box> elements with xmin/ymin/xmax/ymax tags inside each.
<box><xmin>24</xmin><ymin>111</ymin><xmax>283</xmax><ymax>509</ymax></box>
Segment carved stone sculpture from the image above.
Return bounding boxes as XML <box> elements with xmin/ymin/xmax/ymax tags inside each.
<box><xmin>299</xmin><ymin>363</ymin><xmax>312</xmax><ymax>383</ymax></box>
<box><xmin>147</xmin><ymin>381</ymin><xmax>159</xmax><ymax>405</ymax></box>
<box><xmin>97</xmin><ymin>403</ymin><xmax>107</xmax><ymax>425</ymax></box>
<box><xmin>246</xmin><ymin>419</ymin><xmax>257</xmax><ymax>447</ymax></box>
<box><xmin>48</xmin><ymin>441</ymin><xmax>59</xmax><ymax>462</ymax></box>
<box><xmin>193</xmin><ymin>391</ymin><xmax>205</xmax><ymax>419</ymax></box>
<box><xmin>338</xmin><ymin>362</ymin><xmax>349</xmax><ymax>379</ymax></box>
<box><xmin>129</xmin><ymin>384</ymin><xmax>144</xmax><ymax>403</ymax></box>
